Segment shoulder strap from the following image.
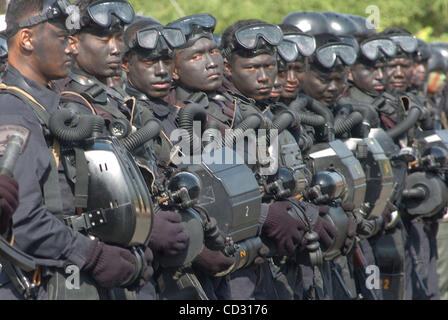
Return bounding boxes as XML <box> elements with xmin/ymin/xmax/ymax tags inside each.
<box><xmin>0</xmin><ymin>84</ymin><xmax>63</xmax><ymax>214</ymax></box>
<box><xmin>65</xmin><ymin>81</ymin><xmax>128</xmax><ymax>121</ymax></box>
<box><xmin>0</xmin><ymin>84</ymin><xmax>51</xmax><ymax>134</ymax></box>
<box><xmin>60</xmin><ymin>90</ymin><xmax>97</xmax><ymax>115</ymax></box>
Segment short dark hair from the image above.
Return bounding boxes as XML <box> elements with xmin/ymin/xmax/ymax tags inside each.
<box><xmin>5</xmin><ymin>0</ymin><xmax>44</xmax><ymax>37</ymax></box>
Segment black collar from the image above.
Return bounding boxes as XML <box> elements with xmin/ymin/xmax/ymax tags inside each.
<box><xmin>126</xmin><ymin>82</ymin><xmax>173</xmax><ymax>118</ymax></box>
<box><xmin>70</xmin><ymin>67</ymin><xmax>129</xmax><ymax>102</ymax></box>
<box><xmin>348</xmin><ymin>85</ymin><xmax>377</xmax><ymax>102</ymax></box>
<box><xmin>3</xmin><ymin>65</ymin><xmax>60</xmax><ymax>114</ymax></box>
<box><xmin>125</xmin><ymin>82</ymin><xmax>149</xmax><ymax>102</ymax></box>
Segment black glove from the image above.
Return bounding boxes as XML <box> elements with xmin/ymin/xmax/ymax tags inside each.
<box><xmin>355</xmin><ymin>209</ymin><xmax>386</xmax><ymax>239</ymax></box>
<box><xmin>149</xmin><ymin>210</ymin><xmax>189</xmax><ymax>256</ymax></box>
<box><xmin>128</xmin><ymin>246</ymin><xmax>154</xmax><ymax>290</ymax></box>
<box><xmin>341</xmin><ymin>202</ymin><xmax>355</xmax><ymax>212</ymax></box>
<box><xmin>0</xmin><ymin>175</ymin><xmax>19</xmax><ymax>235</ymax></box>
<box><xmin>382</xmin><ymin>201</ymin><xmax>397</xmax><ymax>223</ymax></box>
<box><xmin>83</xmin><ymin>239</ymin><xmax>139</xmax><ymax>289</ymax></box>
<box><xmin>381</xmin><ymin>201</ymin><xmax>398</xmax><ymax>229</ymax></box>
<box><xmin>295</xmin><ymin>202</ymin><xmax>337</xmax><ymax>252</ymax></box>
<box><xmin>192</xmin><ymin>246</ymin><xmax>235</xmax><ymax>276</ymax></box>
<box><xmin>253</xmin><ymin>243</ymin><xmax>270</xmax><ymax>265</ymax></box>
<box><xmin>313</xmin><ymin>216</ymin><xmax>337</xmax><ymax>251</ymax></box>
<box><xmin>317</xmin><ymin>205</ymin><xmax>330</xmax><ymax>215</ymax></box>
<box><xmin>261</xmin><ymin>201</ymin><xmax>306</xmax><ymax>256</ymax></box>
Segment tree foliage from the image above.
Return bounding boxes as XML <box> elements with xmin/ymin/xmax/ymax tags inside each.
<box><xmin>129</xmin><ymin>0</ymin><xmax>448</xmax><ymax>42</ymax></box>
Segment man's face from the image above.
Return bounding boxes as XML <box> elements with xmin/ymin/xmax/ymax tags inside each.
<box><xmin>351</xmin><ymin>61</ymin><xmax>385</xmax><ymax>96</ymax></box>
<box><xmin>384</xmin><ymin>57</ymin><xmax>413</xmax><ymax>93</ymax></box>
<box><xmin>125</xmin><ymin>52</ymin><xmax>174</xmax><ymax>98</ymax></box>
<box><xmin>227</xmin><ymin>53</ymin><xmax>277</xmax><ymax>102</ymax></box>
<box><xmin>74</xmin><ymin>28</ymin><xmax>125</xmax><ymax>81</ymax></box>
<box><xmin>34</xmin><ymin>22</ymin><xmax>73</xmax><ymax>81</ymax></box>
<box><xmin>270</xmin><ymin>71</ymin><xmax>285</xmax><ymax>99</ymax></box>
<box><xmin>173</xmin><ymin>37</ymin><xmax>223</xmax><ymax>92</ymax></box>
<box><xmin>302</xmin><ymin>64</ymin><xmax>349</xmax><ymax>106</ymax></box>
<box><xmin>277</xmin><ymin>61</ymin><xmax>305</xmax><ymax>100</ymax></box>
<box><xmin>411</xmin><ymin>61</ymin><xmax>428</xmax><ymax>89</ymax></box>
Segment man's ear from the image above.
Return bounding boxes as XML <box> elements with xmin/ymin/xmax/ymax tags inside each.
<box><xmin>224</xmin><ymin>58</ymin><xmax>232</xmax><ymax>79</ymax></box>
<box><xmin>348</xmin><ymin>69</ymin><xmax>354</xmax><ymax>82</ymax></box>
<box><xmin>18</xmin><ymin>28</ymin><xmax>34</xmax><ymax>51</ymax></box>
<box><xmin>121</xmin><ymin>54</ymin><xmax>130</xmax><ymax>73</ymax></box>
<box><xmin>69</xmin><ymin>35</ymin><xmax>79</xmax><ymax>56</ymax></box>
<box><xmin>172</xmin><ymin>66</ymin><xmax>180</xmax><ymax>81</ymax></box>
<box><xmin>172</xmin><ymin>52</ymin><xmax>180</xmax><ymax>81</ymax></box>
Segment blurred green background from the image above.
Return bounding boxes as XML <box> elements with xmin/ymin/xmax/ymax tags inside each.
<box><xmin>129</xmin><ymin>0</ymin><xmax>448</xmax><ymax>43</ymax></box>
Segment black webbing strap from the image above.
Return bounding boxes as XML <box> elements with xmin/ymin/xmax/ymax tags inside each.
<box><xmin>73</xmin><ymin>147</ymin><xmax>89</xmax><ymax>209</ymax></box>
<box><xmin>42</xmin><ymin>151</ymin><xmax>64</xmax><ymax>214</ymax></box>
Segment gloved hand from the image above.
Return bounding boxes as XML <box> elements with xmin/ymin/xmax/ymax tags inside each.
<box><xmin>261</xmin><ymin>201</ymin><xmax>306</xmax><ymax>256</ymax></box>
<box><xmin>253</xmin><ymin>243</ymin><xmax>270</xmax><ymax>265</ymax></box>
<box><xmin>382</xmin><ymin>201</ymin><xmax>397</xmax><ymax>223</ymax></box>
<box><xmin>317</xmin><ymin>205</ymin><xmax>330</xmax><ymax>215</ymax></box>
<box><xmin>381</xmin><ymin>201</ymin><xmax>398</xmax><ymax>223</ymax></box>
<box><xmin>83</xmin><ymin>239</ymin><xmax>139</xmax><ymax>289</ymax></box>
<box><xmin>341</xmin><ymin>202</ymin><xmax>355</xmax><ymax>213</ymax></box>
<box><xmin>127</xmin><ymin>246</ymin><xmax>154</xmax><ymax>290</ymax></box>
<box><xmin>0</xmin><ymin>175</ymin><xmax>19</xmax><ymax>235</ymax></box>
<box><xmin>295</xmin><ymin>202</ymin><xmax>337</xmax><ymax>252</ymax></box>
<box><xmin>342</xmin><ymin>212</ymin><xmax>357</xmax><ymax>256</ymax></box>
<box><xmin>313</xmin><ymin>216</ymin><xmax>337</xmax><ymax>251</ymax></box>
<box><xmin>148</xmin><ymin>210</ymin><xmax>189</xmax><ymax>256</ymax></box>
<box><xmin>192</xmin><ymin>247</ymin><xmax>235</xmax><ymax>276</ymax></box>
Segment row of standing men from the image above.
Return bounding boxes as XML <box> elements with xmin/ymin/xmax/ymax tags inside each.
<box><xmin>0</xmin><ymin>0</ymin><xmax>448</xmax><ymax>300</ymax></box>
